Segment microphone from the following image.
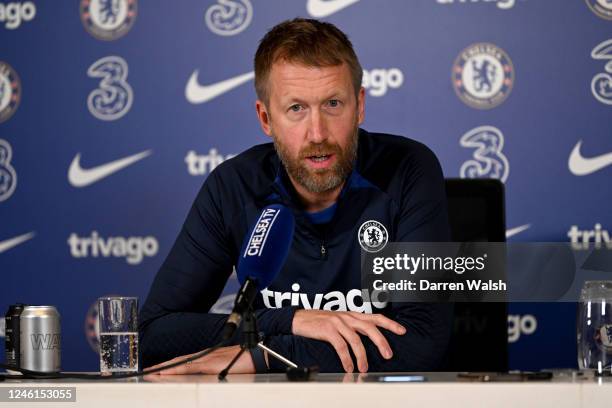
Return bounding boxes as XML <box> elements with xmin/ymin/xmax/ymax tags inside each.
<box><xmin>222</xmin><ymin>204</ymin><xmax>295</xmax><ymax>340</ymax></box>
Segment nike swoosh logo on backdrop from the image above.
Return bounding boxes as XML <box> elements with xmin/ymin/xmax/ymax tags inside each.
<box><xmin>307</xmin><ymin>0</ymin><xmax>360</xmax><ymax>17</ymax></box>
<box><xmin>185</xmin><ymin>71</ymin><xmax>254</xmax><ymax>104</ymax></box>
<box><xmin>506</xmin><ymin>224</ymin><xmax>531</xmax><ymax>239</ymax></box>
<box><xmin>68</xmin><ymin>150</ymin><xmax>152</xmax><ymax>188</ymax></box>
<box><xmin>0</xmin><ymin>232</ymin><xmax>35</xmax><ymax>254</ymax></box>
<box><xmin>569</xmin><ymin>140</ymin><xmax>612</xmax><ymax>176</ymax></box>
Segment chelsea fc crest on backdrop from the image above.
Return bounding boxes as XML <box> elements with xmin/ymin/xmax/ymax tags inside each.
<box><xmin>358</xmin><ymin>220</ymin><xmax>388</xmax><ymax>253</ymax></box>
<box><xmin>452</xmin><ymin>43</ymin><xmax>514</xmax><ymax>109</ymax></box>
<box><xmin>80</xmin><ymin>0</ymin><xmax>137</xmax><ymax>41</ymax></box>
<box><xmin>0</xmin><ymin>61</ymin><xmax>20</xmax><ymax>123</ymax></box>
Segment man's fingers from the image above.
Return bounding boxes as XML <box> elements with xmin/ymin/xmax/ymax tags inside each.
<box><xmin>326</xmin><ymin>332</ymin><xmax>354</xmax><ymax>373</ymax></box>
<box><xmin>353</xmin><ymin>312</ymin><xmax>406</xmax><ymax>335</ymax></box>
<box><xmin>347</xmin><ymin>317</ymin><xmax>393</xmax><ymax>359</ymax></box>
<box><xmin>145</xmin><ymin>358</ymin><xmax>179</xmax><ymax>373</ymax></box>
<box><xmin>145</xmin><ymin>355</ymin><xmax>201</xmax><ymax>375</ymax></box>
<box><xmin>336</xmin><ymin>320</ymin><xmax>368</xmax><ymax>373</ymax></box>
<box><xmin>158</xmin><ymin>359</ymin><xmax>203</xmax><ymax>375</ymax></box>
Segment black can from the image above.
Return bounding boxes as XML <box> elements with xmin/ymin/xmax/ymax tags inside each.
<box><xmin>5</xmin><ymin>303</ymin><xmax>26</xmax><ymax>371</ymax></box>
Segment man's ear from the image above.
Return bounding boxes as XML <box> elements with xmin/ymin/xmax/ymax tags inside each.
<box><xmin>357</xmin><ymin>86</ymin><xmax>365</xmax><ymax>125</ymax></box>
<box><xmin>255</xmin><ymin>100</ymin><xmax>273</xmax><ymax>137</ymax></box>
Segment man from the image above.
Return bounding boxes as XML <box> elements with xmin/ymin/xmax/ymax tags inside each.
<box><xmin>140</xmin><ymin>18</ymin><xmax>452</xmax><ymax>374</ymax></box>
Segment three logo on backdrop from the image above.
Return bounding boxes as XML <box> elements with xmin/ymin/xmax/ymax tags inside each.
<box><xmin>590</xmin><ymin>39</ymin><xmax>612</xmax><ymax>106</ymax></box>
<box><xmin>0</xmin><ymin>138</ymin><xmax>17</xmax><ymax>202</ymax></box>
<box><xmin>87</xmin><ymin>56</ymin><xmax>133</xmax><ymax>121</ymax></box>
<box><xmin>459</xmin><ymin>126</ymin><xmax>510</xmax><ymax>183</ymax></box>
<box><xmin>205</xmin><ymin>0</ymin><xmax>252</xmax><ymax>36</ymax></box>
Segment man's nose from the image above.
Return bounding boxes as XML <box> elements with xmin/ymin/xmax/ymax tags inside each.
<box><xmin>306</xmin><ymin>109</ymin><xmax>328</xmax><ymax>144</ymax></box>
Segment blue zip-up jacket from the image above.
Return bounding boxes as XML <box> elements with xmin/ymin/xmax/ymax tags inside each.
<box><xmin>139</xmin><ymin>128</ymin><xmax>453</xmax><ymax>371</ymax></box>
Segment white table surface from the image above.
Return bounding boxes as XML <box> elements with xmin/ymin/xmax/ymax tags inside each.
<box><xmin>1</xmin><ymin>371</ymin><xmax>611</xmax><ymax>408</ymax></box>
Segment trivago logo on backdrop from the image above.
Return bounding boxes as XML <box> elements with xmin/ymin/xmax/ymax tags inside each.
<box><xmin>0</xmin><ymin>1</ymin><xmax>36</xmax><ymax>30</ymax></box>
<box><xmin>67</xmin><ymin>231</ymin><xmax>159</xmax><ymax>265</ymax></box>
<box><xmin>568</xmin><ymin>223</ymin><xmax>611</xmax><ymax>249</ymax></box>
<box><xmin>185</xmin><ymin>148</ymin><xmax>236</xmax><ymax>176</ymax></box>
<box><xmin>508</xmin><ymin>314</ymin><xmax>537</xmax><ymax>343</ymax></box>
<box><xmin>362</xmin><ymin>68</ymin><xmax>404</xmax><ymax>97</ymax></box>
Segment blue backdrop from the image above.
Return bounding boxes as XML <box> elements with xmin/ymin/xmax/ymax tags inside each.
<box><xmin>0</xmin><ymin>0</ymin><xmax>610</xmax><ymax>371</ymax></box>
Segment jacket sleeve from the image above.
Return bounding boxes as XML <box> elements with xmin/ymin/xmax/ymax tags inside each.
<box><xmin>264</xmin><ymin>142</ymin><xmax>453</xmax><ymax>372</ymax></box>
<box><xmin>138</xmin><ymin>169</ymin><xmax>297</xmax><ymax>367</ymax></box>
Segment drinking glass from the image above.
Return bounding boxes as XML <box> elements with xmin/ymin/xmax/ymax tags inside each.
<box><xmin>577</xmin><ymin>281</ymin><xmax>612</xmax><ymax>375</ymax></box>
<box><xmin>98</xmin><ymin>296</ymin><xmax>139</xmax><ymax>374</ymax></box>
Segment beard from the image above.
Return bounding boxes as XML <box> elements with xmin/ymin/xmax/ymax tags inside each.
<box><xmin>273</xmin><ymin>127</ymin><xmax>359</xmax><ymax>194</ymax></box>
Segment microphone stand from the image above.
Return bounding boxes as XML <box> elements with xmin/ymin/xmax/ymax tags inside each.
<box><xmin>218</xmin><ymin>307</ymin><xmax>298</xmax><ymax>380</ymax></box>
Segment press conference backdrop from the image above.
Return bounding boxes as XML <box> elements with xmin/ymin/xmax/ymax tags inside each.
<box><xmin>0</xmin><ymin>0</ymin><xmax>610</xmax><ymax>371</ymax></box>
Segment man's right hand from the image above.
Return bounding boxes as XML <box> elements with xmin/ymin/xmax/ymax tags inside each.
<box><xmin>291</xmin><ymin>309</ymin><xmax>406</xmax><ymax>373</ymax></box>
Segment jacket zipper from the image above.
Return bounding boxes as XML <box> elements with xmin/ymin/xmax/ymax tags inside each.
<box><xmin>320</xmin><ymin>224</ymin><xmax>329</xmax><ymax>260</ymax></box>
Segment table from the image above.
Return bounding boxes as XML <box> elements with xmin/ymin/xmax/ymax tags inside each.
<box><xmin>1</xmin><ymin>372</ymin><xmax>611</xmax><ymax>407</ymax></box>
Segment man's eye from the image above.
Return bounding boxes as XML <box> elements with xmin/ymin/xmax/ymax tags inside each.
<box><xmin>328</xmin><ymin>99</ymin><xmax>340</xmax><ymax>108</ymax></box>
<box><xmin>289</xmin><ymin>104</ymin><xmax>302</xmax><ymax>112</ymax></box>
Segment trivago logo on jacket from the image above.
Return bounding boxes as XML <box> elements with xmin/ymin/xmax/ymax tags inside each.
<box><xmin>261</xmin><ymin>283</ymin><xmax>388</xmax><ymax>313</ymax></box>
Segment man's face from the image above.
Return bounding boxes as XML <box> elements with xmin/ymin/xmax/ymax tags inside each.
<box><xmin>256</xmin><ymin>61</ymin><xmax>365</xmax><ymax>194</ymax></box>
